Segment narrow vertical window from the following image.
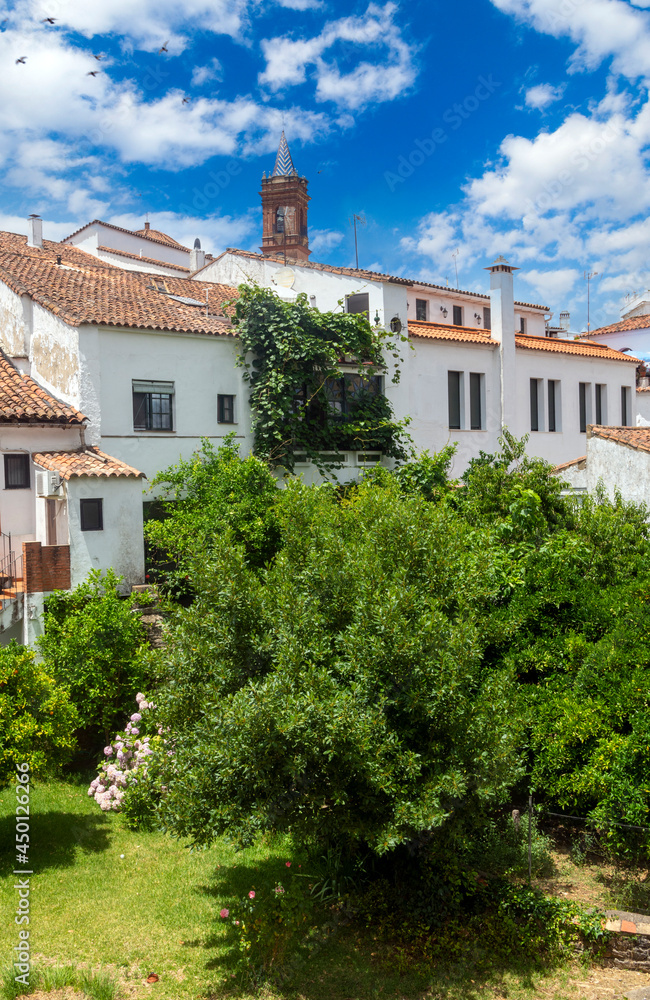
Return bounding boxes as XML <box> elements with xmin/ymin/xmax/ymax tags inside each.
<box><xmin>469</xmin><ymin>373</ymin><xmax>483</xmax><ymax>430</ymax></box>
<box><xmin>579</xmin><ymin>382</ymin><xmax>587</xmax><ymax>433</ymax></box>
<box><xmin>275</xmin><ymin>206</ymin><xmax>285</xmax><ymax>233</ymax></box>
<box><xmin>520</xmin><ymin>316</ymin><xmax>526</xmax><ymax>334</ymax></box>
<box><xmin>448</xmin><ymin>371</ymin><xmax>462</xmax><ymax>430</ymax></box>
<box><xmin>217</xmin><ymin>394</ymin><xmax>235</xmax><ymax>424</ymax></box>
<box><xmin>548</xmin><ymin>380</ymin><xmax>556</xmax><ymax>432</ymax></box>
<box><xmin>530</xmin><ymin>379</ymin><xmax>539</xmax><ymax>432</ymax></box>
<box><xmin>595</xmin><ymin>384</ymin><xmax>605</xmax><ymax>425</ymax></box>
<box><xmin>453</xmin><ymin>305</ymin><xmax>463</xmax><ymax>326</ymax></box>
<box><xmin>415</xmin><ymin>299</ymin><xmax>427</xmax><ymax>321</ymax></box>
<box><xmin>483</xmin><ymin>307</ymin><xmax>491</xmax><ymax>330</ymax></box>
<box><xmin>4</xmin><ymin>454</ymin><xmax>30</xmax><ymax>489</ymax></box>
<box><xmin>621</xmin><ymin>386</ymin><xmax>630</xmax><ymax>426</ymax></box>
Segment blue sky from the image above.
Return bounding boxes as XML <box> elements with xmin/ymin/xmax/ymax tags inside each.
<box><xmin>1</xmin><ymin>0</ymin><xmax>649</xmax><ymax>331</ymax></box>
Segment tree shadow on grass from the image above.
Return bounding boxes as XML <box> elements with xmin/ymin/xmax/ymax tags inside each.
<box><xmin>0</xmin><ymin>808</ymin><xmax>112</xmax><ymax>877</ymax></box>
<box><xmin>188</xmin><ymin>853</ymin><xmax>545</xmax><ymax>1000</ymax></box>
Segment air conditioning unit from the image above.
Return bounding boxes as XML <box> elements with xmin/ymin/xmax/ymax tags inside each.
<box><xmin>36</xmin><ymin>471</ymin><xmax>62</xmax><ymax>498</ymax></box>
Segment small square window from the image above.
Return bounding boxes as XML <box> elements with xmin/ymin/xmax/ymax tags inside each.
<box><xmin>415</xmin><ymin>298</ymin><xmax>427</xmax><ymax>321</ymax></box>
<box><xmin>4</xmin><ymin>454</ymin><xmax>30</xmax><ymax>489</ymax></box>
<box><xmin>218</xmin><ymin>394</ymin><xmax>235</xmax><ymax>424</ymax></box>
<box><xmin>346</xmin><ymin>293</ymin><xmax>369</xmax><ymax>315</ymax></box>
<box><xmin>132</xmin><ymin>380</ymin><xmax>174</xmax><ymax>432</ymax></box>
<box><xmin>80</xmin><ymin>498</ymin><xmax>103</xmax><ymax>531</ymax></box>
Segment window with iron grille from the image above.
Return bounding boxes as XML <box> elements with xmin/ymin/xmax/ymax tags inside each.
<box><xmin>80</xmin><ymin>498</ymin><xmax>103</xmax><ymax>531</ymax></box>
<box><xmin>4</xmin><ymin>454</ymin><xmax>30</xmax><ymax>489</ymax></box>
<box><xmin>218</xmin><ymin>394</ymin><xmax>235</xmax><ymax>424</ymax></box>
<box><xmin>132</xmin><ymin>380</ymin><xmax>174</xmax><ymax>431</ymax></box>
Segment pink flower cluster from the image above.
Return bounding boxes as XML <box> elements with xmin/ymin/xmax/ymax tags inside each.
<box><xmin>88</xmin><ymin>693</ymin><xmax>157</xmax><ymax>813</ymax></box>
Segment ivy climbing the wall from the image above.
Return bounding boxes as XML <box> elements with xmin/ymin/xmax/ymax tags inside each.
<box><xmin>230</xmin><ymin>284</ymin><xmax>411</xmax><ymax>473</ymax></box>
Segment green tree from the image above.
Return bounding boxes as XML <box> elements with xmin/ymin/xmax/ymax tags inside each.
<box><xmin>0</xmin><ymin>641</ymin><xmax>78</xmax><ymax>786</ymax></box>
<box><xmin>37</xmin><ymin>569</ymin><xmax>150</xmax><ymax>740</ymax></box>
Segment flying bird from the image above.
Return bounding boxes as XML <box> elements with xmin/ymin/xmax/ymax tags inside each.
<box><xmin>95</xmin><ymin>52</ymin><xmax>105</xmax><ymax>60</ymax></box>
<box><xmin>87</xmin><ymin>70</ymin><xmax>99</xmax><ymax>76</ymax></box>
<box><xmin>42</xmin><ymin>17</ymin><xmax>56</xmax><ymax>24</ymax></box>
<box><xmin>15</xmin><ymin>56</ymin><xmax>26</xmax><ymax>64</ymax></box>
<box><xmin>182</xmin><ymin>96</ymin><xmax>190</xmax><ymax>104</ymax></box>
<box><xmin>159</xmin><ymin>40</ymin><xmax>169</xmax><ymax>53</ymax></box>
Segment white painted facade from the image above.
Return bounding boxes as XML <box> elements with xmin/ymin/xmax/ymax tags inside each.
<box><xmin>584</xmin><ymin>324</ymin><xmax>650</xmax><ymax>363</ymax></box>
<box><xmin>64</xmin><ymin>221</ymin><xmax>192</xmax><ymax>270</ymax></box>
<box><xmin>66</xmin><ymin>475</ymin><xmax>144</xmax><ymax>588</ymax></box>
<box><xmin>585</xmin><ymin>433</ymin><xmax>650</xmax><ymax>509</ymax></box>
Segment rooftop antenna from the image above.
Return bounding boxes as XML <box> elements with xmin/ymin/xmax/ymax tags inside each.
<box><xmin>349</xmin><ymin>214</ymin><xmax>366</xmax><ymax>269</ymax></box>
<box><xmin>452</xmin><ymin>248</ymin><xmax>460</xmax><ymax>288</ymax></box>
<box><xmin>584</xmin><ymin>270</ymin><xmax>599</xmax><ymax>333</ymax></box>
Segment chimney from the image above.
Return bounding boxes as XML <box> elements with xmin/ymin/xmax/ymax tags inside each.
<box><xmin>27</xmin><ymin>214</ymin><xmax>43</xmax><ymax>249</ymax></box>
<box><xmin>144</xmin><ymin>221</ymin><xmax>150</xmax><ymax>231</ymax></box>
<box><xmin>189</xmin><ymin>237</ymin><xmax>206</xmax><ymax>272</ymax></box>
<box><xmin>560</xmin><ymin>310</ymin><xmax>570</xmax><ymax>332</ymax></box>
<box><xmin>486</xmin><ymin>256</ymin><xmax>519</xmax><ymax>431</ymax></box>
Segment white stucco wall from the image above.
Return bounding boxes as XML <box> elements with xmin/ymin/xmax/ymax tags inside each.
<box><xmin>0</xmin><ymin>282</ymin><xmax>31</xmax><ymax>357</ymax></box>
<box><xmin>96</xmin><ymin>249</ymin><xmax>189</xmax><ymax>277</ymax></box>
<box><xmin>586</xmin><ymin>435</ymin><xmax>650</xmax><ymax>509</ymax></box>
<box><xmin>67</xmin><ymin>223</ymin><xmax>190</xmax><ymax>268</ymax></box>
<box><xmin>29</xmin><ymin>302</ymin><xmax>81</xmax><ymax>406</ymax></box>
<box><xmin>586</xmin><ymin>326</ymin><xmax>650</xmax><ymax>362</ymax></box>
<box><xmin>66</xmin><ymin>476</ymin><xmax>145</xmax><ymax>589</ymax></box>
<box><xmin>94</xmin><ymin>326</ymin><xmax>253</xmax><ymax>481</ymax></box>
<box><xmin>637</xmin><ymin>389</ymin><xmax>650</xmax><ymax>424</ymax></box>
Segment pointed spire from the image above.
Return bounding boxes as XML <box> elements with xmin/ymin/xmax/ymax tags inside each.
<box><xmin>272</xmin><ymin>130</ymin><xmax>295</xmax><ymax>177</ymax></box>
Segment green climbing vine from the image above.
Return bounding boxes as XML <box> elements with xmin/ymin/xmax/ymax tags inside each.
<box><xmin>229</xmin><ymin>284</ymin><xmax>411</xmax><ymax>473</ymax></box>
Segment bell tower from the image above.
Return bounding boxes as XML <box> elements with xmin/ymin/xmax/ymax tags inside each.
<box><xmin>260</xmin><ymin>132</ymin><xmax>311</xmax><ymax>262</ymax></box>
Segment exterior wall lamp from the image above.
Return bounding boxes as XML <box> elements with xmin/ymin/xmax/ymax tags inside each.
<box><xmin>440</xmin><ymin>306</ymin><xmax>448</xmax><ymax>318</ymax></box>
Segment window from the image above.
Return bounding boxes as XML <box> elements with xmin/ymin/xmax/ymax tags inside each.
<box><xmin>448</xmin><ymin>371</ymin><xmax>462</xmax><ymax>429</ymax></box>
<box><xmin>483</xmin><ymin>307</ymin><xmax>491</xmax><ymax>330</ymax></box>
<box><xmin>548</xmin><ymin>380</ymin><xmax>560</xmax><ymax>432</ymax></box>
<box><xmin>323</xmin><ymin>373</ymin><xmax>382</xmax><ymax>415</ymax></box>
<box><xmin>275</xmin><ymin>206</ymin><xmax>285</xmax><ymax>233</ymax></box>
<box><xmin>346</xmin><ymin>293</ymin><xmax>369</xmax><ymax>315</ymax></box>
<box><xmin>579</xmin><ymin>382</ymin><xmax>591</xmax><ymax>433</ymax></box>
<box><xmin>217</xmin><ymin>394</ymin><xmax>235</xmax><ymax>424</ymax></box>
<box><xmin>595</xmin><ymin>384</ymin><xmax>607</xmax><ymax>425</ymax></box>
<box><xmin>80</xmin><ymin>498</ymin><xmax>103</xmax><ymax>531</ymax></box>
<box><xmin>415</xmin><ymin>298</ymin><xmax>427</xmax><ymax>321</ymax></box>
<box><xmin>4</xmin><ymin>454</ymin><xmax>30</xmax><ymax>489</ymax></box>
<box><xmin>469</xmin><ymin>372</ymin><xmax>483</xmax><ymax>430</ymax></box>
<box><xmin>530</xmin><ymin>379</ymin><xmax>540</xmax><ymax>432</ymax></box>
<box><xmin>621</xmin><ymin>385</ymin><xmax>631</xmax><ymax>426</ymax></box>
<box><xmin>452</xmin><ymin>305</ymin><xmax>463</xmax><ymax>327</ymax></box>
<box><xmin>520</xmin><ymin>316</ymin><xmax>526</xmax><ymax>334</ymax></box>
<box><xmin>132</xmin><ymin>380</ymin><xmax>174</xmax><ymax>432</ymax></box>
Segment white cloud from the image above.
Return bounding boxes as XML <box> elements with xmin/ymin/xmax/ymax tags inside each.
<box><xmin>519</xmin><ymin>267</ymin><xmax>580</xmax><ymax>300</ymax></box>
<box><xmin>489</xmin><ymin>0</ymin><xmax>650</xmax><ymax>80</ymax></box>
<box><xmin>275</xmin><ymin>0</ymin><xmax>324</xmax><ymax>9</ymax></box>
<box><xmin>107</xmin><ymin>210</ymin><xmax>256</xmax><ymax>255</ymax></box>
<box><xmin>524</xmin><ymin>82</ymin><xmax>565</xmax><ymax>109</ymax></box>
<box><xmin>191</xmin><ymin>59</ymin><xmax>223</xmax><ymax>87</ymax></box>
<box><xmin>310</xmin><ymin>228</ymin><xmax>344</xmax><ymax>254</ymax></box>
<box><xmin>259</xmin><ymin>3</ymin><xmax>417</xmax><ymax>109</ymax></box>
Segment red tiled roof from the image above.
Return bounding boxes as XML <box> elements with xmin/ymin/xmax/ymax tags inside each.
<box><xmin>638</xmin><ymin>385</ymin><xmax>650</xmax><ymax>393</ymax></box>
<box><xmin>553</xmin><ymin>455</ymin><xmax>586</xmax><ymax>472</ymax></box>
<box><xmin>205</xmin><ymin>248</ymin><xmax>549</xmax><ymax>308</ymax></box>
<box><xmin>0</xmin><ymin>349</ymin><xmax>85</xmax><ymax>424</ymax></box>
<box><xmin>33</xmin><ymin>446</ymin><xmax>144</xmax><ymax>479</ymax></box>
<box><xmin>0</xmin><ymin>232</ymin><xmax>237</xmax><ymax>337</ymax></box>
<box><xmin>587</xmin><ymin>425</ymin><xmax>650</xmax><ymax>455</ymax></box>
<box><xmin>409</xmin><ymin>321</ymin><xmax>495</xmax><ymax>345</ymax></box>
<box><xmin>408</xmin><ymin>322</ymin><xmax>639</xmax><ymax>361</ymax></box>
<box><xmin>514</xmin><ymin>333</ymin><xmax>640</xmax><ymax>362</ymax></box>
<box><xmin>63</xmin><ymin>219</ymin><xmax>191</xmax><ymax>252</ymax></box>
<box><xmin>581</xmin><ymin>314</ymin><xmax>650</xmax><ymax>338</ymax></box>
<box><xmin>97</xmin><ymin>246</ymin><xmax>189</xmax><ymax>273</ymax></box>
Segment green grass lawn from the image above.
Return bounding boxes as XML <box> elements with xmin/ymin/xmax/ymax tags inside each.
<box><xmin>4</xmin><ymin>776</ymin><xmax>648</xmax><ymax>1000</ymax></box>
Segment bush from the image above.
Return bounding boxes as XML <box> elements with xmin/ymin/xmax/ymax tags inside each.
<box><xmin>0</xmin><ymin>641</ymin><xmax>78</xmax><ymax>787</ymax></box>
<box><xmin>37</xmin><ymin>569</ymin><xmax>151</xmax><ymax>740</ymax></box>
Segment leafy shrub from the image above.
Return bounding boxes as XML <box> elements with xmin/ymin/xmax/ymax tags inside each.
<box><xmin>0</xmin><ymin>641</ymin><xmax>78</xmax><ymax>787</ymax></box>
<box><xmin>37</xmin><ymin>569</ymin><xmax>151</xmax><ymax>740</ymax></box>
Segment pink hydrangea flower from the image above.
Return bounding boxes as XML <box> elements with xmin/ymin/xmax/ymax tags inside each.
<box><xmin>130</xmin><ymin>713</ymin><xmax>142</xmax><ymax>723</ymax></box>
<box><xmin>219</xmin><ymin>908</ymin><xmax>229</xmax><ymax>919</ymax></box>
<box><xmin>104</xmin><ymin>746</ymin><xmax>113</xmax><ymax>756</ymax></box>
<box><xmin>248</xmin><ymin>891</ymin><xmax>255</xmax><ymax>899</ymax></box>
<box><xmin>136</xmin><ymin>693</ymin><xmax>145</xmax><ymax>703</ymax></box>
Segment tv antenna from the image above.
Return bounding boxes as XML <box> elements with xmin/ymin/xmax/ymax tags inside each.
<box><xmin>452</xmin><ymin>248</ymin><xmax>460</xmax><ymax>288</ymax></box>
<box><xmin>584</xmin><ymin>270</ymin><xmax>599</xmax><ymax>333</ymax></box>
<box><xmin>349</xmin><ymin>214</ymin><xmax>366</xmax><ymax>270</ymax></box>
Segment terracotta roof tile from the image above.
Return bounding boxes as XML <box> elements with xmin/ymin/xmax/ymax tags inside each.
<box><xmin>638</xmin><ymin>385</ymin><xmax>650</xmax><ymax>393</ymax></box>
<box><xmin>514</xmin><ymin>333</ymin><xmax>640</xmax><ymax>362</ymax></box>
<box><xmin>553</xmin><ymin>455</ymin><xmax>586</xmax><ymax>472</ymax></box>
<box><xmin>63</xmin><ymin>219</ymin><xmax>191</xmax><ymax>252</ymax></box>
<box><xmin>0</xmin><ymin>349</ymin><xmax>85</xmax><ymax>424</ymax></box>
<box><xmin>0</xmin><ymin>231</ymin><xmax>237</xmax><ymax>337</ymax></box>
<box><xmin>587</xmin><ymin>425</ymin><xmax>650</xmax><ymax>455</ymax></box>
<box><xmin>33</xmin><ymin>446</ymin><xmax>144</xmax><ymax>479</ymax></box>
<box><xmin>97</xmin><ymin>246</ymin><xmax>189</xmax><ymax>273</ymax></box>
<box><xmin>409</xmin><ymin>321</ymin><xmax>496</xmax><ymax>345</ymax></box>
<box><xmin>581</xmin><ymin>314</ymin><xmax>650</xmax><ymax>338</ymax></box>
<box><xmin>409</xmin><ymin>322</ymin><xmax>639</xmax><ymax>361</ymax></box>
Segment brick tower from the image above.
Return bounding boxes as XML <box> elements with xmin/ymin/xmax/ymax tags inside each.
<box><xmin>260</xmin><ymin>132</ymin><xmax>311</xmax><ymax>262</ymax></box>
